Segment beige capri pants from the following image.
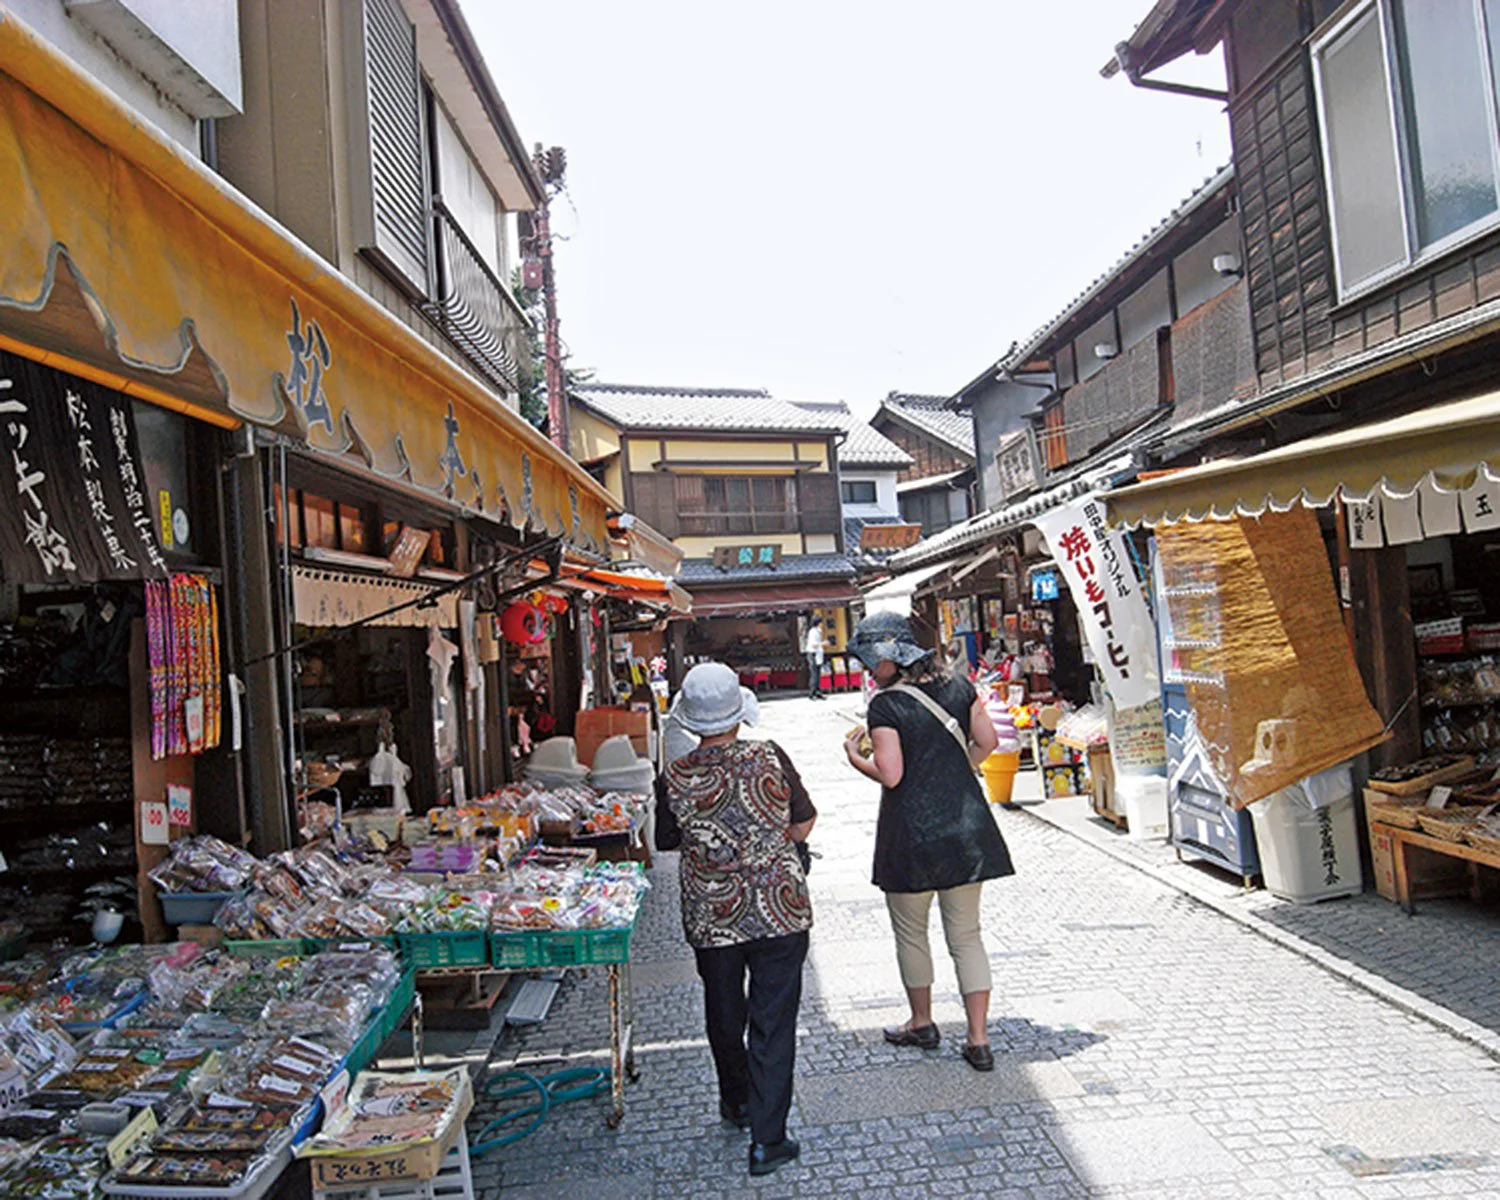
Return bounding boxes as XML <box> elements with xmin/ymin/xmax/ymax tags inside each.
<box><xmin>884</xmin><ymin>882</ymin><xmax>992</xmax><ymax>995</ymax></box>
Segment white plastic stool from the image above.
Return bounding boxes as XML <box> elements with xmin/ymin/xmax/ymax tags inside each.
<box><xmin>311</xmin><ymin>1137</ymin><xmax>474</xmax><ymax>1200</ymax></box>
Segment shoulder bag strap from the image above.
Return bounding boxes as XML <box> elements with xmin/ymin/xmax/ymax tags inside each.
<box><xmin>888</xmin><ymin>682</ymin><xmax>970</xmax><ymax>755</ymax></box>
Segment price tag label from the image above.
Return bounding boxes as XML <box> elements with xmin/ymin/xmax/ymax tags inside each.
<box><xmin>320</xmin><ymin>1069</ymin><xmax>350</xmax><ymax>1122</ymax></box>
<box><xmin>167</xmin><ymin>784</ymin><xmax>192</xmax><ymax>829</ymax></box>
<box><xmin>140</xmin><ymin>801</ymin><xmax>169</xmax><ymax>845</ymax></box>
<box><xmin>184</xmin><ymin>696</ymin><xmax>204</xmax><ymax>755</ymax></box>
<box><xmin>1426</xmin><ymin>785</ymin><xmax>1454</xmax><ymax>811</ymax></box>
<box><xmin>107</xmin><ymin>1107</ymin><xmax>157</xmax><ymax>1169</ymax></box>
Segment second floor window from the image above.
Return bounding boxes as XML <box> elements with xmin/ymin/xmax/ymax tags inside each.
<box><xmin>1314</xmin><ymin>0</ymin><xmax>1500</xmax><ymax>299</ymax></box>
<box><xmin>675</xmin><ymin>475</ymin><xmax>797</xmax><ymax>536</ymax></box>
<box><xmin>841</xmin><ymin>480</ymin><xmax>877</xmax><ymax>504</ymax></box>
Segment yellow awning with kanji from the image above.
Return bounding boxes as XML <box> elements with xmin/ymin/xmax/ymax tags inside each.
<box><xmin>0</xmin><ymin>11</ymin><xmax>611</xmax><ymax>550</ymax></box>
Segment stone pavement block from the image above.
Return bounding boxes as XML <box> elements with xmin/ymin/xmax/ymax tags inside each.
<box><xmin>1045</xmin><ymin>1115</ymin><xmax>1238</xmax><ymax>1187</ymax></box>
<box><xmin>796</xmin><ymin>1058</ymin><xmax>1085</xmax><ymax>1124</ymax></box>
<box><xmin>1312</xmin><ymin>1097</ymin><xmax>1500</xmax><ymax>1158</ymax></box>
<box><xmin>1000</xmin><ymin>988</ymin><xmax>1144</xmax><ymax>1029</ymax></box>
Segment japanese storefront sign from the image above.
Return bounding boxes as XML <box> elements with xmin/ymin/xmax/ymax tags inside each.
<box><xmin>1033</xmin><ymin>495</ymin><xmax>1159</xmax><ymax>710</ymax></box>
<box><xmin>1345</xmin><ymin>469</ymin><xmax>1500</xmax><ymax>547</ymax></box>
<box><xmin>0</xmin><ymin>349</ymin><xmax>166</xmax><ymax>584</ymax></box>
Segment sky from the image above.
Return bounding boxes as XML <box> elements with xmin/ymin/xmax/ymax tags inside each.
<box><xmin>462</xmin><ymin>2</ymin><xmax>1232</xmax><ymax>418</ymax></box>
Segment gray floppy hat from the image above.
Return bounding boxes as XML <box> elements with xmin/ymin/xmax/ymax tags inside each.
<box><xmin>847</xmin><ymin>611</ymin><xmax>934</xmax><ymax>670</ymax></box>
<box><xmin>670</xmin><ymin>662</ymin><xmax>760</xmax><ymax>736</ymax></box>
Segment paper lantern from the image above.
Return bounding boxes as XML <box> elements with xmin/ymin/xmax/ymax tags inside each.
<box><xmin>501</xmin><ymin>601</ymin><xmax>546</xmax><ymax>645</ymax></box>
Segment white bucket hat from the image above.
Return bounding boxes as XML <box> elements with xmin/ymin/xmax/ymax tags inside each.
<box><xmin>670</xmin><ymin>662</ymin><xmax>760</xmax><ymax>736</ymax></box>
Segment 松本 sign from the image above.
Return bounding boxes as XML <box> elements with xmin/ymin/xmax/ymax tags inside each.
<box><xmin>1033</xmin><ymin>495</ymin><xmax>1159</xmax><ymax>709</ymax></box>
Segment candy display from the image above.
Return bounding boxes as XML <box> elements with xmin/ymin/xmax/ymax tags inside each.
<box><xmin>0</xmin><ymin>938</ymin><xmax>412</xmax><ymax>1199</ymax></box>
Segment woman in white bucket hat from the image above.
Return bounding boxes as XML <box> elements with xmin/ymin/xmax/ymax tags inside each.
<box><xmin>656</xmin><ymin>662</ymin><xmax>816</xmax><ymax>1177</ymax></box>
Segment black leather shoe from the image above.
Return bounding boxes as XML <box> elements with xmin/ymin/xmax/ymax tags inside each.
<box><xmin>748</xmin><ymin>1138</ymin><xmax>800</xmax><ymax>1176</ymax></box>
<box><xmin>719</xmin><ymin>1100</ymin><xmax>750</xmax><ymax>1130</ymax></box>
<box><xmin>962</xmin><ymin>1043</ymin><xmax>995</xmax><ymax>1072</ymax></box>
<box><xmin>883</xmin><ymin>1022</ymin><xmax>940</xmax><ymax>1049</ymax></box>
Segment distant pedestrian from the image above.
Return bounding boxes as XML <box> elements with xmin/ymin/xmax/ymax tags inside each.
<box><xmin>804</xmin><ymin>619</ymin><xmax>826</xmax><ymax>700</ymax></box>
<box><xmin>842</xmin><ymin>612</ymin><xmax>1014</xmax><ymax>1072</ymax></box>
<box><xmin>656</xmin><ymin>663</ymin><xmax>816</xmax><ymax>1177</ymax></box>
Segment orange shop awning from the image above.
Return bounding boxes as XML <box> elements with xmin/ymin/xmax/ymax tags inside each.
<box><xmin>0</xmin><ymin>11</ymin><xmax>612</xmax><ymax>551</ymax></box>
<box><xmin>560</xmin><ymin>566</ymin><xmax>693</xmax><ymax>615</ymax></box>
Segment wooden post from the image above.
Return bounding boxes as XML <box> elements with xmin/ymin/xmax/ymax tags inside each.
<box><xmin>1347</xmin><ymin>544</ymin><xmax>1420</xmax><ymax>771</ymax></box>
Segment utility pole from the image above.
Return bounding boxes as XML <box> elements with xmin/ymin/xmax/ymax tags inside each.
<box><xmin>531</xmin><ymin>144</ymin><xmax>568</xmax><ymax>452</ymax></box>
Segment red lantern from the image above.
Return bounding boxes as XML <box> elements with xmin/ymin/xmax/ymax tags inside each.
<box><xmin>501</xmin><ymin>601</ymin><xmax>546</xmax><ymax>645</ymax></box>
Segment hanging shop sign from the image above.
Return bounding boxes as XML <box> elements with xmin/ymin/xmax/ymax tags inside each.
<box><xmin>1034</xmin><ymin>495</ymin><xmax>1159</xmax><ymax>710</ymax></box>
<box><xmin>290</xmin><ymin>566</ymin><xmax>459</xmax><ymax>629</ymax></box>
<box><xmin>1030</xmin><ymin>569</ymin><xmax>1059</xmax><ymax>602</ymax></box>
<box><xmin>0</xmin><ymin>349</ymin><xmax>167</xmax><ymax>584</ymax></box>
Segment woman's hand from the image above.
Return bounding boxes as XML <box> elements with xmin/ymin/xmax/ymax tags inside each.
<box><xmin>843</xmin><ymin>728</ymin><xmax>869</xmax><ymax>766</ymax></box>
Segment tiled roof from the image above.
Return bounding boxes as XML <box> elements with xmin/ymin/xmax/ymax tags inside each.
<box><xmin>572</xmin><ymin>383</ymin><xmax>843</xmax><ymax>434</ymax></box>
<box><xmin>679</xmin><ymin>554</ymin><xmax>856</xmax><ymax>585</ymax></box>
<box><xmin>877</xmin><ymin>392</ymin><xmax>976</xmax><ymax>458</ymax></box>
<box><xmin>1000</xmin><ymin>165</ymin><xmax>1234</xmax><ymax>372</ymax></box>
<box><xmin>785</xmin><ymin>398</ymin><xmax>914</xmax><ymax>468</ymax></box>
<box><xmin>840</xmin><ymin>420</ymin><xmax>913</xmax><ymax>468</ymax></box>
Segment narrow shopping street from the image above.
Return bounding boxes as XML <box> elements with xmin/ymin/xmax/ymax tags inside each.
<box><xmin>470</xmin><ymin>695</ymin><xmax>1500</xmax><ymax>1199</ymax></box>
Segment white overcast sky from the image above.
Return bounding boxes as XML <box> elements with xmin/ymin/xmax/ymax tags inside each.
<box><xmin>462</xmin><ymin>2</ymin><xmax>1231</xmax><ymax>418</ymax></box>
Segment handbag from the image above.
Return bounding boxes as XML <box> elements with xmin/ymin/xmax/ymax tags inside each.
<box><xmin>888</xmin><ymin>682</ymin><xmax>970</xmax><ymax>755</ymax></box>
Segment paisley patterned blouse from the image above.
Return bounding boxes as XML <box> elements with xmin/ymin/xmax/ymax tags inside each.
<box><xmin>659</xmin><ymin>739</ymin><xmax>815</xmax><ymax>950</ymax></box>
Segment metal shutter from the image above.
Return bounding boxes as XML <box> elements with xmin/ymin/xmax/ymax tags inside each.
<box><xmin>347</xmin><ymin>0</ymin><xmax>429</xmax><ymax>295</ymax></box>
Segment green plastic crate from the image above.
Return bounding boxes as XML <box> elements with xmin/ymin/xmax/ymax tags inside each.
<box><xmin>489</xmin><ymin>930</ymin><xmax>542</xmax><ymax>969</ymax></box>
<box><xmin>379</xmin><ymin>966</ymin><xmax>417</xmax><ymax>1042</ymax></box>
<box><xmin>535</xmin><ymin>927</ymin><xmax>632</xmax><ymax>968</ymax></box>
<box><xmin>396</xmin><ymin>930</ymin><xmax>488</xmax><ymax>969</ymax></box>
<box><xmin>302</xmin><ymin>935</ymin><xmax>398</xmax><ymax>954</ymax></box>
<box><xmin>343</xmin><ymin>1012</ymin><xmax>385</xmax><ymax>1077</ymax></box>
<box><xmin>225</xmin><ymin>938</ymin><xmax>304</xmax><ymax>958</ymax></box>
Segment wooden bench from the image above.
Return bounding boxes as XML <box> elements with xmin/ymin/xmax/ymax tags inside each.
<box><xmin>1370</xmin><ymin>821</ymin><xmax>1500</xmax><ymax>914</ymax></box>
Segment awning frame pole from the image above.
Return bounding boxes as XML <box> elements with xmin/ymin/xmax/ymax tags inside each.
<box><xmin>243</xmin><ymin>536</ymin><xmax>565</xmax><ymax>669</ymax></box>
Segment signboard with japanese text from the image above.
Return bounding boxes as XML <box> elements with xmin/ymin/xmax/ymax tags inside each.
<box><xmin>858</xmin><ymin>523</ymin><xmax>923</xmax><ymax>551</ymax></box>
<box><xmin>0</xmin><ymin>349</ymin><xmax>167</xmax><ymax>584</ymax></box>
<box><xmin>711</xmin><ymin>544</ymin><xmax>783</xmax><ymax>569</ymax></box>
<box><xmin>1033</xmin><ymin>494</ymin><xmax>1159</xmax><ymax>710</ymax></box>
<box><xmin>995</xmin><ymin>430</ymin><xmax>1037</xmax><ymax>501</ymax></box>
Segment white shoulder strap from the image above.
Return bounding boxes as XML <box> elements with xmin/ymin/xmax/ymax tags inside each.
<box><xmin>888</xmin><ymin>682</ymin><xmax>970</xmax><ymax>753</ymax></box>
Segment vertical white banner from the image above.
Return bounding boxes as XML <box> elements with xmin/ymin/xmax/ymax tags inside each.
<box><xmin>1462</xmin><ymin>467</ymin><xmax>1500</xmax><ymax>532</ymax></box>
<box><xmin>1033</xmin><ymin>495</ymin><xmax>1159</xmax><ymax>710</ymax></box>
<box><xmin>1343</xmin><ymin>493</ymin><xmax>1384</xmax><ymax>548</ymax></box>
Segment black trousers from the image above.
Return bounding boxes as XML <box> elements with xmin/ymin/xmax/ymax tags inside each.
<box><xmin>694</xmin><ymin>930</ymin><xmax>808</xmax><ymax>1145</ymax></box>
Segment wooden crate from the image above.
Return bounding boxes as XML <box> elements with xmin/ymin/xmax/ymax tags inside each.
<box><xmin>1366</xmin><ymin>802</ymin><xmax>1471</xmax><ymax>902</ymax></box>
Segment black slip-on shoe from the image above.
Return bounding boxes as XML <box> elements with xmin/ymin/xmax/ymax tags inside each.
<box><xmin>749</xmin><ymin>1138</ymin><xmax>800</xmax><ymax>1176</ymax></box>
<box><xmin>883</xmin><ymin>1022</ymin><xmax>940</xmax><ymax>1049</ymax></box>
<box><xmin>719</xmin><ymin>1100</ymin><xmax>750</xmax><ymax>1130</ymax></box>
<box><xmin>962</xmin><ymin>1043</ymin><xmax>995</xmax><ymax>1072</ymax></box>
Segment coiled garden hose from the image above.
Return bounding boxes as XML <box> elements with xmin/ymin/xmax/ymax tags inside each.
<box><xmin>469</xmin><ymin>1066</ymin><xmax>612</xmax><ymax>1156</ymax></box>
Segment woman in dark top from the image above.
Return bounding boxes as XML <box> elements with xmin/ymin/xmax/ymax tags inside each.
<box><xmin>656</xmin><ymin>662</ymin><xmax>815</xmax><ymax>1178</ymax></box>
<box><xmin>843</xmin><ymin>611</ymin><xmax>1014</xmax><ymax>1071</ymax></box>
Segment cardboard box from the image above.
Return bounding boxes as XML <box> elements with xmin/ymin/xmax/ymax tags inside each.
<box><xmin>575</xmin><ymin>707</ymin><xmax>650</xmax><ymax>766</ymax></box>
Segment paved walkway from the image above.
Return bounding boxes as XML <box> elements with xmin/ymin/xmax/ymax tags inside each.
<box><xmin>467</xmin><ymin>695</ymin><xmax>1500</xmax><ymax>1198</ymax></box>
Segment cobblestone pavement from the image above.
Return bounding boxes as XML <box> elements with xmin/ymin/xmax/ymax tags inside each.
<box><xmin>468</xmin><ymin>695</ymin><xmax>1500</xmax><ymax>1199</ymax></box>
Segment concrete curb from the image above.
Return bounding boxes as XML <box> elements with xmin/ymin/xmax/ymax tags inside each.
<box><xmin>1014</xmin><ymin>800</ymin><xmax>1500</xmax><ymax>1065</ymax></box>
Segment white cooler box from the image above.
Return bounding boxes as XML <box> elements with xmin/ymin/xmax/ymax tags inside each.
<box><xmin>1248</xmin><ymin>763</ymin><xmax>1363</xmax><ymax>903</ymax></box>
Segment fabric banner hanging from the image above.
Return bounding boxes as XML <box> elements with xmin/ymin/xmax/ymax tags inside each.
<box><xmin>1033</xmin><ymin>494</ymin><xmax>1159</xmax><ymax>710</ymax></box>
<box><xmin>1154</xmin><ymin>508</ymin><xmax>1387</xmax><ymax>808</ymax></box>
<box><xmin>0</xmin><ymin>348</ymin><xmax>167</xmax><ymax>584</ymax></box>
<box><xmin>290</xmin><ymin>566</ymin><xmax>459</xmax><ymax>629</ymax></box>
